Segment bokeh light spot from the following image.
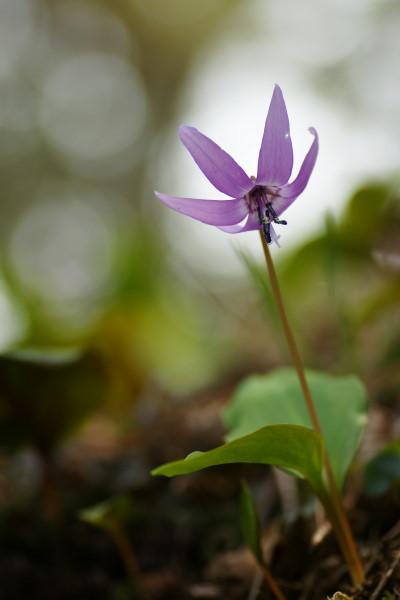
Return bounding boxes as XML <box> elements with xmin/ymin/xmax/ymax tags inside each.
<box><xmin>9</xmin><ymin>185</ymin><xmax>117</xmax><ymax>305</ymax></box>
<box><xmin>39</xmin><ymin>52</ymin><xmax>147</xmax><ymax>176</ymax></box>
<box><xmin>0</xmin><ymin>0</ymin><xmax>39</xmax><ymax>78</ymax></box>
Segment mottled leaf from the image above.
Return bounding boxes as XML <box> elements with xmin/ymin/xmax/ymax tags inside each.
<box><xmin>223</xmin><ymin>369</ymin><xmax>367</xmax><ymax>488</ymax></box>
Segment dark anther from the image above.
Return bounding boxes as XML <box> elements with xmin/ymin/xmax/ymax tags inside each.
<box><xmin>252</xmin><ymin>198</ymin><xmax>287</xmax><ymax>244</ymax></box>
<box><xmin>266</xmin><ymin>202</ymin><xmax>287</xmax><ymax>226</ymax></box>
<box><xmin>257</xmin><ymin>204</ymin><xmax>272</xmax><ymax>244</ymax></box>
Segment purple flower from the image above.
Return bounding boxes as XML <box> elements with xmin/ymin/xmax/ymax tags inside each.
<box><xmin>155</xmin><ymin>85</ymin><xmax>318</xmax><ymax>244</ymax></box>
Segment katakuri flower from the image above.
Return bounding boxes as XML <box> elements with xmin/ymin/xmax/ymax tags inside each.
<box><xmin>155</xmin><ymin>85</ymin><xmax>318</xmax><ymax>244</ymax></box>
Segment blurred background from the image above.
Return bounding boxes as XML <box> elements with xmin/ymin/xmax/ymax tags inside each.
<box><xmin>0</xmin><ymin>0</ymin><xmax>399</xmax><ymax>598</ymax></box>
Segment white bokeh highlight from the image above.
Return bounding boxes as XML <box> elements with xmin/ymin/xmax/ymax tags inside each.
<box><xmin>39</xmin><ymin>52</ymin><xmax>147</xmax><ymax>177</ymax></box>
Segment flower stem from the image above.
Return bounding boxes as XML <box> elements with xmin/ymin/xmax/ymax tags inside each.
<box><xmin>106</xmin><ymin>518</ymin><xmax>141</xmax><ymax>585</ymax></box>
<box><xmin>258</xmin><ymin>231</ymin><xmax>364</xmax><ymax>588</ymax></box>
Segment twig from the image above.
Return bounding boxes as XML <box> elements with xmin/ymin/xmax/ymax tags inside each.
<box><xmin>370</xmin><ymin>550</ymin><xmax>400</xmax><ymax>600</ymax></box>
<box><xmin>260</xmin><ymin>559</ymin><xmax>287</xmax><ymax>600</ymax></box>
<box><xmin>247</xmin><ymin>569</ymin><xmax>263</xmax><ymax>600</ymax></box>
<box><xmin>106</xmin><ymin>517</ymin><xmax>144</xmax><ymax>593</ymax></box>
<box><xmin>382</xmin><ymin>520</ymin><xmax>400</xmax><ymax>543</ymax></box>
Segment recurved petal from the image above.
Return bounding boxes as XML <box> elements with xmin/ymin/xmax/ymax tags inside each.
<box><xmin>256</xmin><ymin>85</ymin><xmax>293</xmax><ymax>186</ymax></box>
<box><xmin>272</xmin><ymin>127</ymin><xmax>319</xmax><ymax>216</ymax></box>
<box><xmin>216</xmin><ymin>211</ymin><xmax>260</xmax><ymax>233</ymax></box>
<box><xmin>179</xmin><ymin>126</ymin><xmax>253</xmax><ymax>198</ymax></box>
<box><xmin>155</xmin><ymin>192</ymin><xmax>249</xmax><ymax>226</ymax></box>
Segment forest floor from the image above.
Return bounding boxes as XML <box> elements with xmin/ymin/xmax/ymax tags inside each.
<box><xmin>0</xmin><ymin>380</ymin><xmax>399</xmax><ymax>600</ymax></box>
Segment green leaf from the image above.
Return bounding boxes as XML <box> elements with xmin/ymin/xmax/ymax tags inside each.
<box><xmin>339</xmin><ymin>182</ymin><xmax>394</xmax><ymax>248</ymax></box>
<box><xmin>240</xmin><ymin>480</ymin><xmax>263</xmax><ymax>562</ymax></box>
<box><xmin>364</xmin><ymin>440</ymin><xmax>400</xmax><ymax>496</ymax></box>
<box><xmin>152</xmin><ymin>424</ymin><xmax>326</xmax><ymax>498</ymax></box>
<box><xmin>80</xmin><ymin>500</ymin><xmax>113</xmax><ymax>529</ymax></box>
<box><xmin>223</xmin><ymin>369</ymin><xmax>367</xmax><ymax>488</ymax></box>
<box><xmin>79</xmin><ymin>496</ymin><xmax>132</xmax><ymax>530</ymax></box>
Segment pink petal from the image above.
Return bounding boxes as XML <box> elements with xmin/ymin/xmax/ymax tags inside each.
<box><xmin>155</xmin><ymin>192</ymin><xmax>249</xmax><ymax>226</ymax></box>
<box><xmin>272</xmin><ymin>127</ymin><xmax>319</xmax><ymax>216</ymax></box>
<box><xmin>217</xmin><ymin>211</ymin><xmax>260</xmax><ymax>233</ymax></box>
<box><xmin>256</xmin><ymin>85</ymin><xmax>293</xmax><ymax>186</ymax></box>
<box><xmin>179</xmin><ymin>126</ymin><xmax>253</xmax><ymax>198</ymax></box>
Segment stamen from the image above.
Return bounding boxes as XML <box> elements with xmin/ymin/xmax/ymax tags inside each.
<box><xmin>257</xmin><ymin>204</ymin><xmax>272</xmax><ymax>244</ymax></box>
<box><xmin>266</xmin><ymin>202</ymin><xmax>288</xmax><ymax>226</ymax></box>
<box><xmin>251</xmin><ymin>186</ymin><xmax>287</xmax><ymax>245</ymax></box>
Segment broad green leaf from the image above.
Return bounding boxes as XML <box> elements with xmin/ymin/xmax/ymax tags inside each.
<box><xmin>223</xmin><ymin>369</ymin><xmax>367</xmax><ymax>488</ymax></box>
<box><xmin>364</xmin><ymin>440</ymin><xmax>400</xmax><ymax>496</ymax></box>
<box><xmin>240</xmin><ymin>480</ymin><xmax>262</xmax><ymax>562</ymax></box>
<box><xmin>152</xmin><ymin>424</ymin><xmax>326</xmax><ymax>498</ymax></box>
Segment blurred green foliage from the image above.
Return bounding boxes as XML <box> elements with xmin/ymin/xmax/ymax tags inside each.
<box><xmin>0</xmin><ymin>349</ymin><xmax>106</xmax><ymax>454</ymax></box>
<box><xmin>364</xmin><ymin>441</ymin><xmax>400</xmax><ymax>496</ymax></box>
<box><xmin>80</xmin><ymin>495</ymin><xmax>133</xmax><ymax>531</ymax></box>
<box><xmin>272</xmin><ymin>181</ymin><xmax>400</xmax><ymax>376</ymax></box>
<box><xmin>0</xmin><ymin>180</ymin><xmax>398</xmax><ymax>474</ymax></box>
<box><xmin>0</xmin><ymin>0</ymin><xmax>244</xmax><ymax>464</ymax></box>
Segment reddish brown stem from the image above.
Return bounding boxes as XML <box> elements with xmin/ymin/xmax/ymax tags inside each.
<box><xmin>260</xmin><ymin>559</ymin><xmax>287</xmax><ymax>600</ymax></box>
<box><xmin>259</xmin><ymin>231</ymin><xmax>364</xmax><ymax>588</ymax></box>
<box><xmin>106</xmin><ymin>518</ymin><xmax>141</xmax><ymax>584</ymax></box>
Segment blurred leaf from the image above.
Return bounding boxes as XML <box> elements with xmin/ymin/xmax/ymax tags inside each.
<box><xmin>382</xmin><ymin>336</ymin><xmax>400</xmax><ymax>367</ymax></box>
<box><xmin>6</xmin><ymin>347</ymin><xmax>83</xmax><ymax>365</ymax></box>
<box><xmin>0</xmin><ymin>349</ymin><xmax>107</xmax><ymax>453</ymax></box>
<box><xmin>364</xmin><ymin>440</ymin><xmax>400</xmax><ymax>496</ymax></box>
<box><xmin>351</xmin><ymin>281</ymin><xmax>400</xmax><ymax>328</ymax></box>
<box><xmin>279</xmin><ymin>236</ymin><xmax>329</xmax><ymax>293</ymax></box>
<box><xmin>240</xmin><ymin>480</ymin><xmax>262</xmax><ymax>562</ymax></box>
<box><xmin>80</xmin><ymin>496</ymin><xmax>132</xmax><ymax>530</ymax></box>
<box><xmin>280</xmin><ymin>182</ymin><xmax>399</xmax><ymax>292</ymax></box>
<box><xmin>152</xmin><ymin>424</ymin><xmax>326</xmax><ymax>498</ymax></box>
<box><xmin>80</xmin><ymin>500</ymin><xmax>113</xmax><ymax>528</ymax></box>
<box><xmin>339</xmin><ymin>182</ymin><xmax>393</xmax><ymax>249</ymax></box>
<box><xmin>223</xmin><ymin>369</ymin><xmax>367</xmax><ymax>488</ymax></box>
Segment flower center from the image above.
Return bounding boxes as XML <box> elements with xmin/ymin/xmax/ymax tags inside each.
<box><xmin>248</xmin><ymin>184</ymin><xmax>287</xmax><ymax>244</ymax></box>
